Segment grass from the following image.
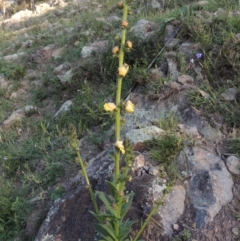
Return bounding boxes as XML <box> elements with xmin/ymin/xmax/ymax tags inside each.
<box><xmin>0</xmin><ymin>0</ymin><xmax>240</xmax><ymax>239</ymax></box>
<box><xmin>145</xmin><ymin>133</ymin><xmax>184</xmax><ymax>182</ymax></box>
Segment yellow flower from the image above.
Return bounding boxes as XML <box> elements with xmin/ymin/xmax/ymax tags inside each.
<box><xmin>115</xmin><ymin>140</ymin><xmax>125</xmax><ymax>154</ymax></box>
<box><xmin>122</xmin><ymin>20</ymin><xmax>129</xmax><ymax>28</ymax></box>
<box><xmin>124</xmin><ymin>100</ymin><xmax>134</xmax><ymax>113</ymax></box>
<box><xmin>126</xmin><ymin>40</ymin><xmax>133</xmax><ymax>49</ymax></box>
<box><xmin>112</xmin><ymin>46</ymin><xmax>119</xmax><ymax>55</ymax></box>
<box><xmin>104</xmin><ymin>103</ymin><xmax>116</xmax><ymax>112</ymax></box>
<box><xmin>118</xmin><ymin>1</ymin><xmax>124</xmax><ymax>8</ymax></box>
<box><xmin>115</xmin><ymin>34</ymin><xmax>121</xmax><ymax>41</ymax></box>
<box><xmin>118</xmin><ymin>63</ymin><xmax>129</xmax><ymax>77</ymax></box>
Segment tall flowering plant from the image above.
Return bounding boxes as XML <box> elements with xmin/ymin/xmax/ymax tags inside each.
<box><xmin>72</xmin><ymin>1</ymin><xmax>169</xmax><ymax>240</ymax></box>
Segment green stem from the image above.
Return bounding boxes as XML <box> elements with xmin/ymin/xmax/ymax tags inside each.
<box><xmin>114</xmin><ymin>0</ymin><xmax>128</xmax><ymax>187</ymax></box>
<box><xmin>114</xmin><ymin>0</ymin><xmax>129</xmax><ymax>237</ymax></box>
<box><xmin>133</xmin><ymin>187</ymin><xmax>172</xmax><ymax>241</ymax></box>
<box><xmin>74</xmin><ymin>142</ymin><xmax>99</xmax><ymax>217</ymax></box>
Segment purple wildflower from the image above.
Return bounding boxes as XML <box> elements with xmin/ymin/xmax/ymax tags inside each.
<box><xmin>196</xmin><ymin>53</ymin><xmax>202</xmax><ymax>59</ymax></box>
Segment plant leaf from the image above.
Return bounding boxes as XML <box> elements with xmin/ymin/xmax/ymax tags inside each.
<box><xmin>121</xmin><ymin>193</ymin><xmax>134</xmax><ymax>218</ymax></box>
<box><xmin>95</xmin><ymin>223</ymin><xmax>117</xmax><ymax>240</ymax></box>
<box><xmin>106</xmin><ymin>181</ymin><xmax>118</xmax><ymax>197</ymax></box>
<box><xmin>96</xmin><ymin>191</ymin><xmax>117</xmax><ymax>217</ymax></box>
<box><xmin>118</xmin><ymin>220</ymin><xmax>136</xmax><ymax>241</ymax></box>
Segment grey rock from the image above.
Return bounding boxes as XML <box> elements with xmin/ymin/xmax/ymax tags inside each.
<box><xmin>130</xmin><ymin>19</ymin><xmax>157</xmax><ymax>40</ymax></box>
<box><xmin>165</xmin><ymin>52</ymin><xmax>179</xmax><ymax>81</ymax></box>
<box><xmin>53</xmin><ymin>63</ymin><xmax>71</xmax><ymax>75</ymax></box>
<box><xmin>178</xmin><ymin>124</ymin><xmax>201</xmax><ymax>140</ymax></box>
<box><xmin>185</xmin><ymin>147</ymin><xmax>233</xmax><ymax>228</ymax></box>
<box><xmin>9</xmin><ymin>89</ymin><xmax>27</xmax><ymax>100</ymax></box>
<box><xmin>132</xmin><ymin>154</ymin><xmax>145</xmax><ymax>171</ymax></box>
<box><xmin>158</xmin><ymin>185</ymin><xmax>186</xmax><ymax>235</ymax></box>
<box><xmin>106</xmin><ymin>15</ymin><xmax>121</xmax><ymax>22</ymax></box>
<box><xmin>81</xmin><ymin>40</ymin><xmax>108</xmax><ymax>58</ymax></box>
<box><xmin>148</xmin><ymin>177</ymin><xmax>167</xmax><ymax>202</ymax></box>
<box><xmin>166</xmin><ymin>38</ymin><xmax>181</xmax><ymax>48</ymax></box>
<box><xmin>148</xmin><ymin>166</ymin><xmax>159</xmax><ymax>176</ymax></box>
<box><xmin>2</xmin><ymin>52</ymin><xmax>26</xmax><ymax>62</ymax></box>
<box><xmin>3</xmin><ymin>109</ymin><xmax>25</xmax><ymax>127</ymax></box>
<box><xmin>24</xmin><ymin>105</ymin><xmax>39</xmax><ymax>115</ymax></box>
<box><xmin>125</xmin><ymin>125</ymin><xmax>165</xmax><ymax>145</ymax></box>
<box><xmin>57</xmin><ymin>69</ymin><xmax>73</xmax><ymax>84</ymax></box>
<box><xmin>149</xmin><ymin>0</ymin><xmax>161</xmax><ymax>9</ymax></box>
<box><xmin>179</xmin><ymin>42</ymin><xmax>195</xmax><ymax>57</ymax></box>
<box><xmin>226</xmin><ymin>155</ymin><xmax>240</xmax><ymax>175</ymax></box>
<box><xmin>173</xmin><ymin>223</ymin><xmax>179</xmax><ymax>231</ymax></box>
<box><xmin>220</xmin><ymin>88</ymin><xmax>238</xmax><ymax>101</ymax></box>
<box><xmin>178</xmin><ymin>75</ymin><xmax>194</xmax><ymax>85</ymax></box>
<box><xmin>0</xmin><ymin>76</ymin><xmax>8</xmax><ymax>89</ymax></box>
<box><xmin>232</xmin><ymin>227</ymin><xmax>239</xmax><ymax>236</ymax></box>
<box><xmin>54</xmin><ymin>100</ymin><xmax>73</xmax><ymax>118</ymax></box>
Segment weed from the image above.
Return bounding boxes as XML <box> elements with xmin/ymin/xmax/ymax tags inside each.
<box><xmin>229</xmin><ymin>138</ymin><xmax>240</xmax><ymax>156</ymax></box>
<box><xmin>173</xmin><ymin>229</ymin><xmax>191</xmax><ymax>241</ymax></box>
<box><xmin>145</xmin><ymin>134</ymin><xmax>183</xmax><ymax>182</ymax></box>
<box><xmin>0</xmin><ymin>177</ymin><xmax>33</xmax><ymax>240</ymax></box>
<box><xmin>49</xmin><ymin>185</ymin><xmax>66</xmax><ymax>200</ymax></box>
<box><xmin>158</xmin><ymin>113</ymin><xmax>179</xmax><ymax>131</ymax></box>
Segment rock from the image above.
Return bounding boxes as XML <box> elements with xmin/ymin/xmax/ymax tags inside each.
<box><xmin>165</xmin><ymin>52</ymin><xmax>179</xmax><ymax>81</ymax></box>
<box><xmin>148</xmin><ymin>166</ymin><xmax>159</xmax><ymax>176</ymax></box>
<box><xmin>196</xmin><ymin>1</ymin><xmax>209</xmax><ymax>6</ymax></box>
<box><xmin>106</xmin><ymin>15</ymin><xmax>121</xmax><ymax>22</ymax></box>
<box><xmin>185</xmin><ymin>147</ymin><xmax>233</xmax><ymax>228</ymax></box>
<box><xmin>149</xmin><ymin>0</ymin><xmax>161</xmax><ymax>9</ymax></box>
<box><xmin>54</xmin><ymin>100</ymin><xmax>73</xmax><ymax>118</ymax></box>
<box><xmin>53</xmin><ymin>63</ymin><xmax>71</xmax><ymax>75</ymax></box>
<box><xmin>0</xmin><ymin>76</ymin><xmax>8</xmax><ymax>89</ymax></box>
<box><xmin>3</xmin><ymin>9</ymin><xmax>33</xmax><ymax>30</ymax></box>
<box><xmin>125</xmin><ymin>125</ymin><xmax>165</xmax><ymax>145</ymax></box>
<box><xmin>9</xmin><ymin>89</ymin><xmax>27</xmax><ymax>100</ymax></box>
<box><xmin>51</xmin><ymin>47</ymin><xmax>64</xmax><ymax>59</ymax></box>
<box><xmin>178</xmin><ymin>124</ymin><xmax>201</xmax><ymax>139</ymax></box>
<box><xmin>24</xmin><ymin>105</ymin><xmax>39</xmax><ymax>115</ymax></box>
<box><xmin>173</xmin><ymin>223</ymin><xmax>179</xmax><ymax>231</ymax></box>
<box><xmin>57</xmin><ymin>69</ymin><xmax>73</xmax><ymax>84</ymax></box>
<box><xmin>165</xmin><ymin>24</ymin><xmax>180</xmax><ymax>48</ymax></box>
<box><xmin>179</xmin><ymin>42</ymin><xmax>195</xmax><ymax>57</ymax></box>
<box><xmin>21</xmin><ymin>40</ymin><xmax>34</xmax><ymax>49</ymax></box>
<box><xmin>150</xmin><ymin>68</ymin><xmax>166</xmax><ymax>80</ymax></box>
<box><xmin>198</xmin><ymin>119</ymin><xmax>223</xmax><ymax>142</ymax></box>
<box><xmin>147</xmin><ymin>177</ymin><xmax>167</xmax><ymax>202</ymax></box>
<box><xmin>132</xmin><ymin>154</ymin><xmax>145</xmax><ymax>171</ymax></box>
<box><xmin>130</xmin><ymin>19</ymin><xmax>157</xmax><ymax>40</ymax></box>
<box><xmin>232</xmin><ymin>227</ymin><xmax>239</xmax><ymax>236</ymax></box>
<box><xmin>178</xmin><ymin>75</ymin><xmax>194</xmax><ymax>85</ymax></box>
<box><xmin>2</xmin><ymin>52</ymin><xmax>26</xmax><ymax>62</ymax></box>
<box><xmin>74</xmin><ymin>41</ymin><xmax>80</xmax><ymax>46</ymax></box>
<box><xmin>11</xmin><ymin>9</ymin><xmax>33</xmax><ymax>20</ymax></box>
<box><xmin>220</xmin><ymin>88</ymin><xmax>238</xmax><ymax>101</ymax></box>
<box><xmin>81</xmin><ymin>40</ymin><xmax>108</xmax><ymax>58</ymax></box>
<box><xmin>3</xmin><ymin>109</ymin><xmax>25</xmax><ymax>127</ymax></box>
<box><xmin>158</xmin><ymin>185</ymin><xmax>186</xmax><ymax>235</ymax></box>
<box><xmin>225</xmin><ymin>156</ymin><xmax>240</xmax><ymax>175</ymax></box>
<box><xmin>198</xmin><ymin>88</ymin><xmax>210</xmax><ymax>98</ymax></box>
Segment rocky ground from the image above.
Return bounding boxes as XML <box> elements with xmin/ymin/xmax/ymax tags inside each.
<box><xmin>0</xmin><ymin>0</ymin><xmax>240</xmax><ymax>240</ymax></box>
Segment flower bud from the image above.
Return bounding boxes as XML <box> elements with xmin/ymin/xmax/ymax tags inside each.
<box><xmin>126</xmin><ymin>40</ymin><xmax>133</xmax><ymax>49</ymax></box>
<box><xmin>124</xmin><ymin>100</ymin><xmax>134</xmax><ymax>113</ymax></box>
<box><xmin>122</xmin><ymin>20</ymin><xmax>129</xmax><ymax>28</ymax></box>
<box><xmin>112</xmin><ymin>46</ymin><xmax>119</xmax><ymax>55</ymax></box>
<box><xmin>118</xmin><ymin>63</ymin><xmax>129</xmax><ymax>77</ymax></box>
<box><xmin>104</xmin><ymin>102</ymin><xmax>117</xmax><ymax>112</ymax></box>
<box><xmin>115</xmin><ymin>140</ymin><xmax>125</xmax><ymax>154</ymax></box>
